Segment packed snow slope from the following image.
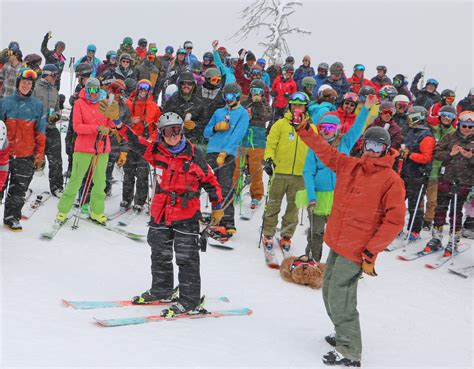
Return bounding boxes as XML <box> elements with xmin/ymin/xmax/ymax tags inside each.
<box><xmin>1</xmin><ymin>154</ymin><xmax>473</xmax><ymax>369</ymax></box>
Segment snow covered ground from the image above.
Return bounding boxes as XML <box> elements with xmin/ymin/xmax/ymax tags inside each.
<box><xmin>1</xmin><ymin>72</ymin><xmax>473</xmax><ymax>369</ymax></box>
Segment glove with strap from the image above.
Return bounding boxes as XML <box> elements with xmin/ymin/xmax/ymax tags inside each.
<box><xmin>184</xmin><ymin>120</ymin><xmax>196</xmax><ymax>130</ymax></box>
<box><xmin>214</xmin><ymin>121</ymin><xmax>230</xmax><ymax>132</ymax></box>
<box><xmin>216</xmin><ymin>152</ymin><xmax>227</xmax><ymax>167</ymax></box>
<box><xmin>362</xmin><ymin>248</ymin><xmax>378</xmax><ymax>277</ymax></box>
<box><xmin>413</xmin><ymin>72</ymin><xmax>423</xmax><ymax>82</ymax></box>
<box><xmin>211</xmin><ymin>203</ymin><xmax>224</xmax><ymax>225</ymax></box>
<box><xmin>116</xmin><ymin>152</ymin><xmax>127</xmax><ymax>167</ymax></box>
<box><xmin>97</xmin><ymin>126</ymin><xmax>110</xmax><ymax>135</ymax></box>
<box><xmin>263</xmin><ymin>158</ymin><xmax>275</xmax><ymax>176</ymax></box>
<box><xmin>98</xmin><ymin>99</ymin><xmax>120</xmax><ymax>120</ymax></box>
<box><xmin>47</xmin><ymin>113</ymin><xmax>61</xmax><ymax>123</ymax></box>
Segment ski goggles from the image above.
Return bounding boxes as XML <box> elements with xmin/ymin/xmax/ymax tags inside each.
<box><xmin>87</xmin><ymin>49</ymin><xmax>96</xmax><ymax>54</ymax></box>
<box><xmin>137</xmin><ymin>82</ymin><xmax>151</xmax><ymax>91</ymax></box>
<box><xmin>250</xmin><ymin>87</ymin><xmax>264</xmax><ymax>96</ymax></box>
<box><xmin>160</xmin><ymin>125</ymin><xmax>182</xmax><ymax>138</ymax></box>
<box><xmin>408</xmin><ymin>112</ymin><xmax>425</xmax><ymax>124</ymax></box>
<box><xmin>251</xmin><ymin>69</ymin><xmax>262</xmax><ymax>76</ymax></box>
<box><xmin>379</xmin><ymin>90</ymin><xmax>390</xmax><ymax>100</ymax></box>
<box><xmin>150</xmin><ymin>47</ymin><xmax>158</xmax><ymax>54</ymax></box>
<box><xmin>86</xmin><ymin>86</ymin><xmax>100</xmax><ymax>94</ymax></box>
<box><xmin>177</xmin><ymin>48</ymin><xmax>186</xmax><ymax>55</ymax></box>
<box><xmin>209</xmin><ymin>75</ymin><xmax>221</xmax><ymax>85</ymax></box>
<box><xmin>395</xmin><ymin>101</ymin><xmax>409</xmax><ymax>110</ymax></box>
<box><xmin>354</xmin><ymin>64</ymin><xmax>365</xmax><ymax>71</ymax></box>
<box><xmin>223</xmin><ymin>92</ymin><xmax>239</xmax><ymax>102</ymax></box>
<box><xmin>18</xmin><ymin>69</ymin><xmax>38</xmax><ymax>81</ymax></box>
<box><xmin>319</xmin><ymin>124</ymin><xmax>338</xmax><ymax>132</ymax></box>
<box><xmin>426</xmin><ymin>78</ymin><xmax>439</xmax><ymax>86</ymax></box>
<box><xmin>459</xmin><ymin>111</ymin><xmax>474</xmax><ymax>123</ymax></box>
<box><xmin>444</xmin><ymin>96</ymin><xmax>455</xmax><ymax>104</ymax></box>
<box><xmin>289</xmin><ymin>92</ymin><xmax>308</xmax><ymax>105</ymax></box>
<box><xmin>381</xmin><ymin>109</ymin><xmax>394</xmax><ymax>116</ymax></box>
<box><xmin>203</xmin><ymin>56</ymin><xmax>212</xmax><ymax>62</ymax></box>
<box><xmin>393</xmin><ymin>78</ymin><xmax>403</xmax><ymax>86</ymax></box>
<box><xmin>364</xmin><ymin>139</ymin><xmax>387</xmax><ymax>153</ymax></box>
<box><xmin>439</xmin><ymin>111</ymin><xmax>456</xmax><ymax>121</ymax></box>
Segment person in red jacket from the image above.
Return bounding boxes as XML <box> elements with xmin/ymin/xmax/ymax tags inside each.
<box><xmin>294</xmin><ymin>120</ymin><xmax>405</xmax><ymax>367</ymax></box>
<box><xmin>0</xmin><ymin>120</ymin><xmax>8</xmax><ymax>192</ymax></box>
<box><xmin>348</xmin><ymin>64</ymin><xmax>377</xmax><ymax>95</ymax></box>
<box><xmin>122</xmin><ymin>79</ymin><xmax>161</xmax><ymax>212</ymax></box>
<box><xmin>114</xmin><ymin>111</ymin><xmax>223</xmax><ymax>317</ymax></box>
<box><xmin>329</xmin><ymin>92</ymin><xmax>359</xmax><ymax>134</ymax></box>
<box><xmin>270</xmin><ymin>64</ymin><xmax>297</xmax><ymax>126</ymax></box>
<box><xmin>56</xmin><ymin>77</ymin><xmax>116</xmax><ymax>225</ymax></box>
<box><xmin>427</xmin><ymin>89</ymin><xmax>456</xmax><ymax>127</ymax></box>
<box><xmin>135</xmin><ymin>38</ymin><xmax>148</xmax><ymax>62</ymax></box>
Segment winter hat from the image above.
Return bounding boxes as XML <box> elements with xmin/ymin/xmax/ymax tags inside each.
<box><xmin>303</xmin><ymin>55</ymin><xmax>311</xmax><ymax>63</ymax></box>
<box><xmin>285</xmin><ymin>56</ymin><xmax>295</xmax><ymax>64</ymax></box>
<box><xmin>123</xmin><ymin>37</ymin><xmax>133</xmax><ymax>46</ymax></box>
<box><xmin>124</xmin><ymin>78</ymin><xmax>137</xmax><ymax>93</ymax></box>
<box><xmin>119</xmin><ymin>53</ymin><xmax>132</xmax><ymax>62</ymax></box>
<box><xmin>24</xmin><ymin>53</ymin><xmax>42</xmax><ymax>66</ymax></box>
<box><xmin>165</xmin><ymin>46</ymin><xmax>174</xmax><ymax>55</ymax></box>
<box><xmin>302</xmin><ymin>77</ymin><xmax>316</xmax><ymax>88</ymax></box>
<box><xmin>87</xmin><ymin>44</ymin><xmax>96</xmax><ymax>52</ymax></box>
<box><xmin>8</xmin><ymin>41</ymin><xmax>20</xmax><ymax>52</ymax></box>
<box><xmin>246</xmin><ymin>52</ymin><xmax>256</xmax><ymax>62</ymax></box>
<box><xmin>217</xmin><ymin>46</ymin><xmax>228</xmax><ymax>56</ymax></box>
<box><xmin>319</xmin><ymin>113</ymin><xmax>341</xmax><ymax>126</ymax></box>
<box><xmin>55</xmin><ymin>41</ymin><xmax>66</xmax><ymax>50</ymax></box>
<box><xmin>42</xmin><ymin>64</ymin><xmax>59</xmax><ymax>76</ymax></box>
<box><xmin>329</xmin><ymin>62</ymin><xmax>343</xmax><ymax>75</ymax></box>
<box><xmin>85</xmin><ymin>77</ymin><xmax>100</xmax><ymax>89</ymax></box>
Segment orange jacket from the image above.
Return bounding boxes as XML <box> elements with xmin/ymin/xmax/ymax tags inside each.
<box><xmin>298</xmin><ymin>127</ymin><xmax>406</xmax><ymax>264</ymax></box>
<box><xmin>126</xmin><ymin>92</ymin><xmax>161</xmax><ymax>141</ymax></box>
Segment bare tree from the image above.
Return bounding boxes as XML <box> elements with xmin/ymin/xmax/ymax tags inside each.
<box><xmin>232</xmin><ymin>0</ymin><xmax>311</xmax><ymax>64</ymax></box>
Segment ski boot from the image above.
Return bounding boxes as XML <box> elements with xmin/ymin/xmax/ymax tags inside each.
<box><xmin>262</xmin><ymin>235</ymin><xmax>274</xmax><ymax>250</ymax></box>
<box><xmin>52</xmin><ymin>189</ymin><xmax>64</xmax><ymax>198</ymax></box>
<box><xmin>160</xmin><ymin>296</ymin><xmax>207</xmax><ymax>318</ymax></box>
<box><xmin>322</xmin><ymin>350</ymin><xmax>361</xmax><ymax>367</ymax></box>
<box><xmin>208</xmin><ymin>226</ymin><xmax>230</xmax><ymax>242</ymax></box>
<box><xmin>90</xmin><ymin>212</ymin><xmax>107</xmax><ymax>225</ymax></box>
<box><xmin>279</xmin><ymin>236</ymin><xmax>292</xmax><ymax>253</ymax></box>
<box><xmin>132</xmin><ymin>286</ymin><xmax>179</xmax><ymax>305</ymax></box>
<box><xmin>3</xmin><ymin>217</ymin><xmax>22</xmax><ymax>232</ymax></box>
<box><xmin>443</xmin><ymin>233</ymin><xmax>461</xmax><ymax>257</ymax></box>
<box><xmin>250</xmin><ymin>198</ymin><xmax>261</xmax><ymax>210</ymax></box>
<box><xmin>423</xmin><ymin>238</ymin><xmax>443</xmax><ymax>253</ymax></box>
<box><xmin>119</xmin><ymin>201</ymin><xmax>130</xmax><ymax>212</ymax></box>
<box><xmin>325</xmin><ymin>332</ymin><xmax>336</xmax><ymax>347</ymax></box>
<box><xmin>408</xmin><ymin>231</ymin><xmax>420</xmax><ymax>242</ymax></box>
<box><xmin>132</xmin><ymin>204</ymin><xmax>143</xmax><ymax>214</ymax></box>
<box><xmin>55</xmin><ymin>212</ymin><xmax>68</xmax><ymax>225</ymax></box>
<box><xmin>226</xmin><ymin>227</ymin><xmax>236</xmax><ymax>238</ymax></box>
<box><xmin>81</xmin><ymin>203</ymin><xmax>90</xmax><ymax>214</ymax></box>
<box><xmin>422</xmin><ymin>220</ymin><xmax>432</xmax><ymax>232</ymax></box>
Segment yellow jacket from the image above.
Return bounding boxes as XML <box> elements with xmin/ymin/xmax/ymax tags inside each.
<box><xmin>264</xmin><ymin>111</ymin><xmax>315</xmax><ymax>176</ymax></box>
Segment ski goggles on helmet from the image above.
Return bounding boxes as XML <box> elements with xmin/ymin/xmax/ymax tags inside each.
<box><xmin>18</xmin><ymin>68</ymin><xmax>38</xmax><ymax>81</ymax></box>
<box><xmin>160</xmin><ymin>125</ymin><xmax>182</xmax><ymax>138</ymax></box>
<box><xmin>223</xmin><ymin>92</ymin><xmax>239</xmax><ymax>102</ymax></box>
<box><xmin>209</xmin><ymin>75</ymin><xmax>222</xmax><ymax>85</ymax></box>
<box><xmin>177</xmin><ymin>48</ymin><xmax>186</xmax><ymax>55</ymax></box>
<box><xmin>165</xmin><ymin>46</ymin><xmax>173</xmax><ymax>54</ymax></box>
<box><xmin>393</xmin><ymin>78</ymin><xmax>403</xmax><ymax>86</ymax></box>
<box><xmin>364</xmin><ymin>139</ymin><xmax>387</xmax><ymax>153</ymax></box>
<box><xmin>426</xmin><ymin>78</ymin><xmax>439</xmax><ymax>86</ymax></box>
<box><xmin>203</xmin><ymin>56</ymin><xmax>212</xmax><ymax>62</ymax></box>
<box><xmin>407</xmin><ymin>112</ymin><xmax>425</xmax><ymax>124</ymax></box>
<box><xmin>381</xmin><ymin>109</ymin><xmax>394</xmax><ymax>116</ymax></box>
<box><xmin>444</xmin><ymin>96</ymin><xmax>455</xmax><ymax>104</ymax></box>
<box><xmin>319</xmin><ymin>124</ymin><xmax>338</xmax><ymax>132</ymax></box>
<box><xmin>137</xmin><ymin>82</ymin><xmax>151</xmax><ymax>91</ymax></box>
<box><xmin>149</xmin><ymin>47</ymin><xmax>158</xmax><ymax>54</ymax></box>
<box><xmin>440</xmin><ymin>111</ymin><xmax>456</xmax><ymax>121</ymax></box>
<box><xmin>395</xmin><ymin>101</ymin><xmax>409</xmax><ymax>110</ymax></box>
<box><xmin>87</xmin><ymin>49</ymin><xmax>96</xmax><ymax>54</ymax></box>
<box><xmin>250</xmin><ymin>87</ymin><xmax>264</xmax><ymax>96</ymax></box>
<box><xmin>289</xmin><ymin>92</ymin><xmax>309</xmax><ymax>105</ymax></box>
<box><xmin>85</xmin><ymin>86</ymin><xmax>100</xmax><ymax>94</ymax></box>
<box><xmin>251</xmin><ymin>69</ymin><xmax>262</xmax><ymax>77</ymax></box>
<box><xmin>354</xmin><ymin>64</ymin><xmax>365</xmax><ymax>71</ymax></box>
<box><xmin>343</xmin><ymin>92</ymin><xmax>358</xmax><ymax>103</ymax></box>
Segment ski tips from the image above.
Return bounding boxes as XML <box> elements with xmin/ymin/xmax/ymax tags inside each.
<box><xmin>397</xmin><ymin>255</ymin><xmax>408</xmax><ymax>261</ymax></box>
<box><xmin>61</xmin><ymin>299</ymin><xmax>73</xmax><ymax>308</ymax></box>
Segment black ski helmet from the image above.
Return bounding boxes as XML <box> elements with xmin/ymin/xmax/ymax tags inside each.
<box><xmin>178</xmin><ymin>72</ymin><xmax>196</xmax><ymax>85</ymax></box>
<box><xmin>203</xmin><ymin>52</ymin><xmax>214</xmax><ymax>63</ymax></box>
<box><xmin>222</xmin><ymin>83</ymin><xmax>242</xmax><ymax>95</ymax></box>
<box><xmin>138</xmin><ymin>38</ymin><xmax>147</xmax><ymax>47</ymax></box>
<box><xmin>441</xmin><ymin>89</ymin><xmax>455</xmax><ymax>104</ymax></box>
<box><xmin>359</xmin><ymin>85</ymin><xmax>375</xmax><ymax>97</ymax></box>
<box><xmin>249</xmin><ymin>79</ymin><xmax>265</xmax><ymax>90</ymax></box>
<box><xmin>362</xmin><ymin>126</ymin><xmax>391</xmax><ymax>154</ymax></box>
<box><xmin>75</xmin><ymin>62</ymin><xmax>93</xmax><ymax>77</ymax></box>
<box><xmin>407</xmin><ymin>106</ymin><xmax>428</xmax><ymax>125</ymax></box>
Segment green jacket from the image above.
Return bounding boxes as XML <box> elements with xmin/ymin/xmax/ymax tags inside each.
<box><xmin>264</xmin><ymin>111</ymin><xmax>314</xmax><ymax>176</ymax></box>
<box><xmin>428</xmin><ymin>124</ymin><xmax>456</xmax><ymax>181</ymax></box>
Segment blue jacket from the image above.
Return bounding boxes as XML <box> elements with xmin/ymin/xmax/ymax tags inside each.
<box><xmin>204</xmin><ymin>104</ymin><xmax>249</xmax><ymax>157</ymax></box>
<box><xmin>312</xmin><ymin>74</ymin><xmax>328</xmax><ymax>98</ymax></box>
<box><xmin>185</xmin><ymin>53</ymin><xmax>198</xmax><ymax>70</ymax></box>
<box><xmin>294</xmin><ymin>65</ymin><xmax>315</xmax><ymax>90</ymax></box>
<box><xmin>262</xmin><ymin>72</ymin><xmax>271</xmax><ymax>88</ymax></box>
<box><xmin>303</xmin><ymin>107</ymin><xmax>369</xmax><ymax>203</ymax></box>
<box><xmin>308</xmin><ymin>101</ymin><xmax>337</xmax><ymax>125</ymax></box>
<box><xmin>212</xmin><ymin>50</ymin><xmax>235</xmax><ymax>84</ymax></box>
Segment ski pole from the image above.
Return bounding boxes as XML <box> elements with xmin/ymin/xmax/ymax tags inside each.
<box><xmin>449</xmin><ymin>180</ymin><xmax>459</xmax><ymax>258</ymax></box>
<box><xmin>404</xmin><ymin>181</ymin><xmax>424</xmax><ymax>246</ymax></box>
<box><xmin>69</xmin><ymin>57</ymin><xmax>75</xmax><ymax>99</ymax></box>
<box><xmin>299</xmin><ymin>207</ymin><xmax>304</xmax><ymax>226</ymax></box>
<box><xmin>258</xmin><ymin>174</ymin><xmax>274</xmax><ymax>249</ymax></box>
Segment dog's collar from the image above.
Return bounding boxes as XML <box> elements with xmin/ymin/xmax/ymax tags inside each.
<box><xmin>290</xmin><ymin>260</ymin><xmax>319</xmax><ymax>271</ymax></box>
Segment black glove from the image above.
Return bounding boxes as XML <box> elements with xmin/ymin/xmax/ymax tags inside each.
<box><xmin>263</xmin><ymin>158</ymin><xmax>275</xmax><ymax>176</ymax></box>
<box><xmin>270</xmin><ymin>90</ymin><xmax>278</xmax><ymax>97</ymax></box>
<box><xmin>284</xmin><ymin>92</ymin><xmax>290</xmax><ymax>99</ymax></box>
<box><xmin>413</xmin><ymin>72</ymin><xmax>423</xmax><ymax>82</ymax></box>
<box><xmin>59</xmin><ymin>94</ymin><xmax>65</xmax><ymax>110</ymax></box>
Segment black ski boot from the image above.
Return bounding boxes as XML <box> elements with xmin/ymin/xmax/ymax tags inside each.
<box><xmin>422</xmin><ymin>220</ymin><xmax>432</xmax><ymax>232</ymax></box>
<box><xmin>323</xmin><ymin>350</ymin><xmax>361</xmax><ymax>367</ymax></box>
<box><xmin>132</xmin><ymin>286</ymin><xmax>179</xmax><ymax>305</ymax></box>
<box><xmin>4</xmin><ymin>217</ymin><xmax>22</xmax><ymax>232</ymax></box>
<box><xmin>120</xmin><ymin>201</ymin><xmax>130</xmax><ymax>212</ymax></box>
<box><xmin>325</xmin><ymin>332</ymin><xmax>336</xmax><ymax>347</ymax></box>
<box><xmin>443</xmin><ymin>233</ymin><xmax>461</xmax><ymax>257</ymax></box>
<box><xmin>160</xmin><ymin>296</ymin><xmax>207</xmax><ymax>318</ymax></box>
<box><xmin>423</xmin><ymin>238</ymin><xmax>443</xmax><ymax>253</ymax></box>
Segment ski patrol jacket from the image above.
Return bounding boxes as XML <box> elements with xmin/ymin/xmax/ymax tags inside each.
<box><xmin>264</xmin><ymin>110</ymin><xmax>315</xmax><ymax>176</ymax></box>
<box><xmin>0</xmin><ymin>92</ymin><xmax>46</xmax><ymax>160</ymax></box>
<box><xmin>271</xmin><ymin>75</ymin><xmax>297</xmax><ymax>108</ymax></box>
<box><xmin>297</xmin><ymin>126</ymin><xmax>406</xmax><ymax>264</ymax></box>
<box><xmin>204</xmin><ymin>104</ymin><xmax>249</xmax><ymax>157</ymax></box>
<box><xmin>119</xmin><ymin>126</ymin><xmax>223</xmax><ymax>225</ymax></box>
<box><xmin>72</xmin><ymin>89</ymin><xmax>115</xmax><ymax>154</ymax></box>
<box><xmin>126</xmin><ymin>91</ymin><xmax>161</xmax><ymax>141</ymax></box>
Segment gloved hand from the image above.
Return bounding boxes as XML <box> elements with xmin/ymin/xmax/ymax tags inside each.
<box><xmin>263</xmin><ymin>158</ymin><xmax>275</xmax><ymax>176</ymax></box>
<box><xmin>270</xmin><ymin>90</ymin><xmax>278</xmax><ymax>97</ymax></box>
<box><xmin>98</xmin><ymin>99</ymin><xmax>120</xmax><ymax>120</ymax></box>
<box><xmin>364</xmin><ymin>94</ymin><xmax>378</xmax><ymax>109</ymax></box>
<box><xmin>34</xmin><ymin>157</ymin><xmax>44</xmax><ymax>170</ymax></box>
<box><xmin>400</xmin><ymin>146</ymin><xmax>410</xmax><ymax>158</ymax></box>
<box><xmin>212</xmin><ymin>40</ymin><xmax>219</xmax><ymax>51</ymax></box>
<box><xmin>289</xmin><ymin>115</ymin><xmax>309</xmax><ymax>130</ymax></box>
<box><xmin>413</xmin><ymin>71</ymin><xmax>423</xmax><ymax>82</ymax></box>
<box><xmin>308</xmin><ymin>200</ymin><xmax>317</xmax><ymax>213</ymax></box>
<box><xmin>216</xmin><ymin>152</ymin><xmax>227</xmax><ymax>167</ymax></box>
<box><xmin>284</xmin><ymin>92</ymin><xmax>290</xmax><ymax>99</ymax></box>
<box><xmin>211</xmin><ymin>204</ymin><xmax>224</xmax><ymax>225</ymax></box>
<box><xmin>47</xmin><ymin>113</ymin><xmax>61</xmax><ymax>123</ymax></box>
<box><xmin>116</xmin><ymin>152</ymin><xmax>127</xmax><ymax>167</ymax></box>
<box><xmin>44</xmin><ymin>31</ymin><xmax>52</xmax><ymax>40</ymax></box>
<box><xmin>362</xmin><ymin>248</ymin><xmax>377</xmax><ymax>276</ymax></box>
<box><xmin>214</xmin><ymin>121</ymin><xmax>230</xmax><ymax>132</ymax></box>
<box><xmin>97</xmin><ymin>126</ymin><xmax>110</xmax><ymax>135</ymax></box>
<box><xmin>184</xmin><ymin>120</ymin><xmax>196</xmax><ymax>130</ymax></box>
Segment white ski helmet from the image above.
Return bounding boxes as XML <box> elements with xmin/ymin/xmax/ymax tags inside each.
<box><xmin>318</xmin><ymin>84</ymin><xmax>332</xmax><ymax>96</ymax></box>
<box><xmin>164</xmin><ymin>84</ymin><xmax>178</xmax><ymax>101</ymax></box>
<box><xmin>158</xmin><ymin>112</ymin><xmax>183</xmax><ymax>130</ymax></box>
<box><xmin>0</xmin><ymin>120</ymin><xmax>7</xmax><ymax>150</ymax></box>
<box><xmin>393</xmin><ymin>94</ymin><xmax>410</xmax><ymax>104</ymax></box>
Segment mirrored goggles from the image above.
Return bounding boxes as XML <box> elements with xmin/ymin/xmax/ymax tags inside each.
<box><xmin>250</xmin><ymin>87</ymin><xmax>264</xmax><ymax>96</ymax></box>
<box><xmin>86</xmin><ymin>86</ymin><xmax>100</xmax><ymax>94</ymax></box>
<box><xmin>364</xmin><ymin>139</ymin><xmax>387</xmax><ymax>153</ymax></box>
<box><xmin>160</xmin><ymin>125</ymin><xmax>182</xmax><ymax>138</ymax></box>
<box><xmin>439</xmin><ymin>111</ymin><xmax>456</xmax><ymax>121</ymax></box>
<box><xmin>137</xmin><ymin>82</ymin><xmax>151</xmax><ymax>91</ymax></box>
<box><xmin>319</xmin><ymin>124</ymin><xmax>338</xmax><ymax>132</ymax></box>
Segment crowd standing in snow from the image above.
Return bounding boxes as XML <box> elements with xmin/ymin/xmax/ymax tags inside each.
<box><xmin>1</xmin><ymin>33</ymin><xmax>474</xmax><ymax>367</ymax></box>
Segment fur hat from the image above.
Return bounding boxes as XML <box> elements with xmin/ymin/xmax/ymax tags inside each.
<box><xmin>280</xmin><ymin>256</ymin><xmax>326</xmax><ymax>289</ymax></box>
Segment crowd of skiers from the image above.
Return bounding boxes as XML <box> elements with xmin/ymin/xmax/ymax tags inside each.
<box><xmin>1</xmin><ymin>34</ymin><xmax>474</xmax><ymax>367</ymax></box>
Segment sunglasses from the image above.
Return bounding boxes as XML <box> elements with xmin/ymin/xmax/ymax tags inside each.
<box><xmin>203</xmin><ymin>57</ymin><xmax>212</xmax><ymax>62</ymax></box>
<box><xmin>250</xmin><ymin>87</ymin><xmax>264</xmax><ymax>96</ymax></box>
<box><xmin>137</xmin><ymin>83</ymin><xmax>151</xmax><ymax>91</ymax></box>
<box><xmin>181</xmin><ymin>81</ymin><xmax>194</xmax><ymax>87</ymax></box>
<box><xmin>344</xmin><ymin>101</ymin><xmax>356</xmax><ymax>107</ymax></box>
<box><xmin>320</xmin><ymin>124</ymin><xmax>338</xmax><ymax>132</ymax></box>
<box><xmin>19</xmin><ymin>69</ymin><xmax>38</xmax><ymax>80</ymax></box>
<box><xmin>121</xmin><ymin>60</ymin><xmax>131</xmax><ymax>64</ymax></box>
<box><xmin>364</xmin><ymin>139</ymin><xmax>387</xmax><ymax>153</ymax></box>
<box><xmin>209</xmin><ymin>76</ymin><xmax>222</xmax><ymax>85</ymax></box>
<box><xmin>440</xmin><ymin>111</ymin><xmax>456</xmax><ymax>120</ymax></box>
<box><xmin>160</xmin><ymin>125</ymin><xmax>182</xmax><ymax>138</ymax></box>
<box><xmin>87</xmin><ymin>49</ymin><xmax>96</xmax><ymax>53</ymax></box>
<box><xmin>86</xmin><ymin>86</ymin><xmax>99</xmax><ymax>94</ymax></box>
<box><xmin>460</xmin><ymin>124</ymin><xmax>474</xmax><ymax>130</ymax></box>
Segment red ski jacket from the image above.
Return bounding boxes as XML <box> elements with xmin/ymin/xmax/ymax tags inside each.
<box><xmin>119</xmin><ymin>125</ymin><xmax>222</xmax><ymax>225</ymax></box>
<box><xmin>271</xmin><ymin>75</ymin><xmax>297</xmax><ymax>108</ymax></box>
<box><xmin>348</xmin><ymin>74</ymin><xmax>377</xmax><ymax>95</ymax></box>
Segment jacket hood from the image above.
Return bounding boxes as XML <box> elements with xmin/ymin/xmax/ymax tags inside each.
<box><xmin>79</xmin><ymin>88</ymin><xmax>107</xmax><ymax>104</ymax></box>
<box><xmin>360</xmin><ymin>147</ymin><xmax>398</xmax><ymax>174</ymax></box>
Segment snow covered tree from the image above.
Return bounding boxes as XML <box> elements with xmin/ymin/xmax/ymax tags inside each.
<box><xmin>232</xmin><ymin>0</ymin><xmax>311</xmax><ymax>64</ymax></box>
